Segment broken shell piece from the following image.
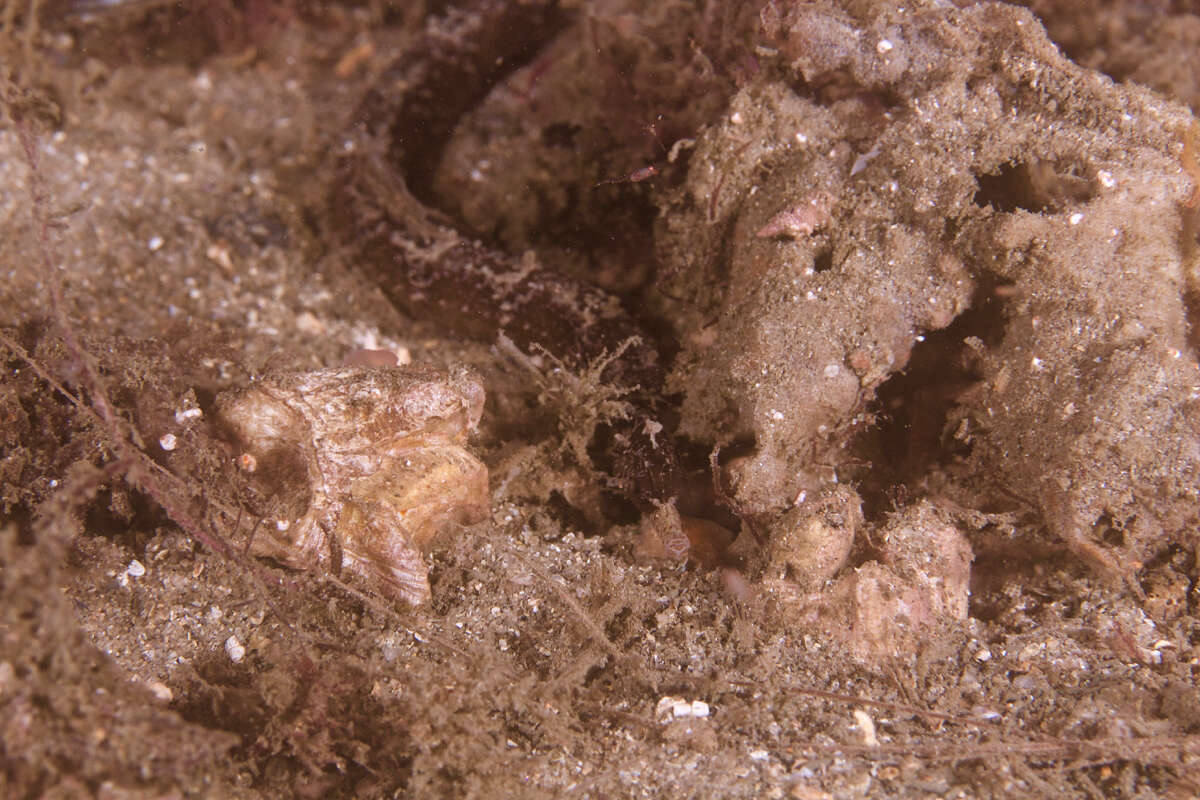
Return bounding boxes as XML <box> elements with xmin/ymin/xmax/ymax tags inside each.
<box><xmin>216</xmin><ymin>366</ymin><xmax>489</xmax><ymax>605</ymax></box>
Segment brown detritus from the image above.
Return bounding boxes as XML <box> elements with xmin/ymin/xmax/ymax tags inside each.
<box><xmin>1180</xmin><ymin>122</ymin><xmax>1200</xmax><ymax>209</ymax></box>
<box><xmin>216</xmin><ymin>366</ymin><xmax>489</xmax><ymax>605</ymax></box>
<box><xmin>0</xmin><ymin>521</ymin><xmax>241</xmax><ymax>794</ymax></box>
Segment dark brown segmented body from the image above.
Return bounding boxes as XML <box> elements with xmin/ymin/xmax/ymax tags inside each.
<box><xmin>333</xmin><ymin>0</ymin><xmax>680</xmax><ymax>505</ymax></box>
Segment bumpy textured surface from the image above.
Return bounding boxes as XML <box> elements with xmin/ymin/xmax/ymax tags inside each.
<box><xmin>656</xmin><ymin>1</ymin><xmax>1200</xmax><ymax>580</ymax></box>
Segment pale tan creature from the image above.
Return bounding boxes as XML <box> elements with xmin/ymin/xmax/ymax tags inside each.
<box><xmin>216</xmin><ymin>366</ymin><xmax>488</xmax><ymax>605</ymax></box>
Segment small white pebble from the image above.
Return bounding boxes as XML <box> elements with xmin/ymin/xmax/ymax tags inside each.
<box><xmin>1069</xmin><ymin>212</ymin><xmax>1084</xmax><ymax>225</ymax></box>
<box><xmin>146</xmin><ymin>681</ymin><xmax>173</xmax><ymax>702</ymax></box>
<box><xmin>655</xmin><ymin>696</ymin><xmax>676</xmax><ymax>720</ymax></box>
<box><xmin>147</xmin><ymin>235</ymin><xmax>164</xmax><ymax>251</ymax></box>
<box><xmin>174</xmin><ymin>407</ymin><xmax>203</xmax><ymax>424</ymax></box>
<box><xmin>730</xmin><ymin>111</ymin><xmax>745</xmax><ymax>125</ymax></box>
<box><xmin>205</xmin><ymin>243</ymin><xmax>234</xmax><ymax>272</ymax></box>
<box><xmin>158</xmin><ymin>433</ymin><xmax>177</xmax><ymax>451</ymax></box>
<box><xmin>749</xmin><ymin>749</ymin><xmax>770</xmax><ymax>762</ymax></box>
<box><xmin>795</xmin><ymin>131</ymin><xmax>808</xmax><ymax>144</ymax></box>
<box><xmin>294</xmin><ymin>311</ymin><xmax>325</xmax><ymax>336</ymax></box>
<box><xmin>823</xmin><ymin>363</ymin><xmax>841</xmax><ymax>379</ymax></box>
<box><xmin>74</xmin><ymin>151</ymin><xmax>89</xmax><ymax>167</ymax></box>
<box><xmin>853</xmin><ymin>709</ymin><xmax>879</xmax><ymax>747</ymax></box>
<box><xmin>1097</xmin><ymin>170</ymin><xmax>1115</xmax><ymax>188</ymax></box>
<box><xmin>1031</xmin><ymin>356</ymin><xmax>1044</xmax><ymax>371</ymax></box>
<box><xmin>126</xmin><ymin>559</ymin><xmax>146</xmax><ymax>578</ymax></box>
<box><xmin>225</xmin><ymin>635</ymin><xmax>246</xmax><ymax>663</ymax></box>
<box><xmin>770</xmin><ymin>409</ymin><xmax>785</xmax><ymax>421</ymax></box>
<box><xmin>876</xmin><ymin>38</ymin><xmax>893</xmax><ymax>54</ymax></box>
<box><xmin>193</xmin><ymin>71</ymin><xmax>212</xmax><ymax>91</ymax></box>
<box><xmin>975</xmin><ymin>648</ymin><xmax>992</xmax><ymax>662</ymax></box>
<box><xmin>275</xmin><ymin>519</ymin><xmax>290</xmax><ymax>532</ymax></box>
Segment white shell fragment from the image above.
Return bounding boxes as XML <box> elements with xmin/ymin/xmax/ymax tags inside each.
<box><xmin>655</xmin><ymin>696</ymin><xmax>712</xmax><ymax>722</ymax></box>
<box><xmin>216</xmin><ymin>366</ymin><xmax>489</xmax><ymax>605</ymax></box>
<box><xmin>225</xmin><ymin>635</ymin><xmax>246</xmax><ymax>663</ymax></box>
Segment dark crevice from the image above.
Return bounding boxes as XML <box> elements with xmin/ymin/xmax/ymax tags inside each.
<box><xmin>850</xmin><ymin>279</ymin><xmax>1011</xmax><ymax>523</ymax></box>
<box><xmin>546</xmin><ymin>489</ymin><xmax>600</xmax><ymax>534</ymax></box>
<box><xmin>812</xmin><ymin>245</ymin><xmax>835</xmax><ymax>273</ymax></box>
<box><xmin>1096</xmin><ymin>512</ymin><xmax>1127</xmax><ymax>548</ymax></box>
<box><xmin>973</xmin><ymin>161</ymin><xmax>1047</xmax><ymax>213</ymax></box>
<box><xmin>973</xmin><ymin>159</ymin><xmax>1097</xmax><ymax>214</ymax></box>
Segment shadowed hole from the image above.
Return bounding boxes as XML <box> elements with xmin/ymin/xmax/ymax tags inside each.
<box><xmin>973</xmin><ymin>159</ymin><xmax>1097</xmax><ymax>214</ymax></box>
<box><xmin>848</xmin><ymin>278</ymin><xmax>1010</xmax><ymax>522</ymax></box>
